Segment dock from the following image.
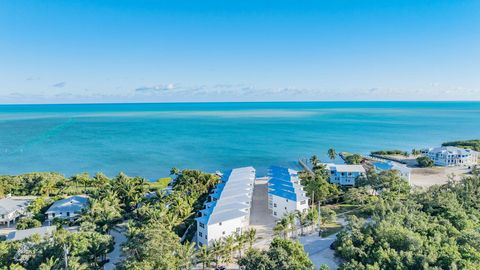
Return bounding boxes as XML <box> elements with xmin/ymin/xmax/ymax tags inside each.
<box><xmin>298</xmin><ymin>158</ymin><xmax>314</xmax><ymax>175</ymax></box>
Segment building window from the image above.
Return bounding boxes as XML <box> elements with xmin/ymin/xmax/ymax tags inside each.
<box><xmin>199</xmin><ymin>222</ymin><xmax>205</xmax><ymax>228</ymax></box>
<box><xmin>285</xmin><ymin>207</ymin><xmax>287</xmax><ymax>210</ymax></box>
<box><xmin>286</xmin><ymin>199</ymin><xmax>289</xmax><ymax>202</ymax></box>
<box><xmin>273</xmin><ymin>203</ymin><xmax>277</xmax><ymax>207</ymax></box>
<box><xmin>219</xmin><ymin>222</ymin><xmax>222</xmax><ymax>226</ymax></box>
<box><xmin>222</xmin><ymin>231</ymin><xmax>226</xmax><ymax>235</ymax></box>
<box><xmin>199</xmin><ymin>232</ymin><xmax>203</xmax><ymax>237</ymax></box>
<box><xmin>274</xmin><ymin>212</ymin><xmax>277</xmax><ymax>216</ymax></box>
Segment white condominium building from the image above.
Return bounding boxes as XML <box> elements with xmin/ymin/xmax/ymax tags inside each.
<box><xmin>267</xmin><ymin>166</ymin><xmax>309</xmax><ymax>219</ymax></box>
<box><xmin>196</xmin><ymin>166</ymin><xmax>255</xmax><ymax>247</ymax></box>
<box><xmin>425</xmin><ymin>146</ymin><xmax>479</xmax><ymax>167</ymax></box>
<box><xmin>324</xmin><ymin>163</ymin><xmax>366</xmax><ymax>186</ymax></box>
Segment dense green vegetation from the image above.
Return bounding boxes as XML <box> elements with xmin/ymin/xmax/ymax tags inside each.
<box><xmin>442</xmin><ymin>139</ymin><xmax>480</xmax><ymax>151</ymax></box>
<box><xmin>334</xmin><ymin>172</ymin><xmax>480</xmax><ymax>270</ymax></box>
<box><xmin>301</xmin><ymin>157</ymin><xmax>341</xmax><ymax>204</ymax></box>
<box><xmin>344</xmin><ymin>154</ymin><xmax>363</xmax><ymax>165</ymax></box>
<box><xmin>371</xmin><ymin>150</ymin><xmax>408</xmax><ymax>156</ymax></box>
<box><xmin>0</xmin><ymin>228</ymin><xmax>113</xmax><ymax>270</ymax></box>
<box><xmin>0</xmin><ymin>172</ymin><xmax>165</xmax><ymax>198</ymax></box>
<box><xmin>416</xmin><ymin>156</ymin><xmax>434</xmax><ymax>167</ymax></box>
<box><xmin>239</xmin><ymin>238</ymin><xmax>314</xmax><ymax>270</ymax></box>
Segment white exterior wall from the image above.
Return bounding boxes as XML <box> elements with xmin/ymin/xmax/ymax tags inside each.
<box><xmin>0</xmin><ymin>207</ymin><xmax>27</xmax><ymax>226</ymax></box>
<box><xmin>427</xmin><ymin>147</ymin><xmax>479</xmax><ymax>167</ymax></box>
<box><xmin>47</xmin><ymin>211</ymin><xmax>81</xmax><ymax>220</ymax></box>
<box><xmin>270</xmin><ymin>194</ymin><xmax>309</xmax><ymax>218</ymax></box>
<box><xmin>0</xmin><ymin>211</ymin><xmax>19</xmax><ymax>225</ymax></box>
<box><xmin>197</xmin><ymin>216</ymin><xmax>247</xmax><ymax>246</ymax></box>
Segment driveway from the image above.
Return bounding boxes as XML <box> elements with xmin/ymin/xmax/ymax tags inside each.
<box><xmin>104</xmin><ymin>225</ymin><xmax>127</xmax><ymax>270</ymax></box>
<box><xmin>249</xmin><ymin>177</ymin><xmax>276</xmax><ymax>249</ymax></box>
<box><xmin>299</xmin><ymin>233</ymin><xmax>339</xmax><ymax>270</ymax></box>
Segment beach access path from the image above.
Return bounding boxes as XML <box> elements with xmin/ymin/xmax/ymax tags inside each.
<box><xmin>104</xmin><ymin>223</ymin><xmax>128</xmax><ymax>270</ymax></box>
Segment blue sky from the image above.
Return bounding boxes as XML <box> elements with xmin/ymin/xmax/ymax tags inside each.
<box><xmin>1</xmin><ymin>0</ymin><xmax>479</xmax><ymax>103</ymax></box>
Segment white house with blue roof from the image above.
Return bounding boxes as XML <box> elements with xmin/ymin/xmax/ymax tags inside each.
<box><xmin>196</xmin><ymin>167</ymin><xmax>255</xmax><ymax>246</ymax></box>
<box><xmin>267</xmin><ymin>166</ymin><xmax>309</xmax><ymax>219</ymax></box>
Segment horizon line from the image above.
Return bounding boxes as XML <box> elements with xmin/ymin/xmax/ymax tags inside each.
<box><xmin>1</xmin><ymin>100</ymin><xmax>480</xmax><ymax>106</ymax></box>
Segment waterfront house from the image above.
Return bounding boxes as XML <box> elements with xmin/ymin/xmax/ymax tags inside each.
<box><xmin>0</xmin><ymin>197</ymin><xmax>30</xmax><ymax>227</ymax></box>
<box><xmin>267</xmin><ymin>166</ymin><xmax>309</xmax><ymax>218</ymax></box>
<box><xmin>196</xmin><ymin>167</ymin><xmax>255</xmax><ymax>247</ymax></box>
<box><xmin>45</xmin><ymin>195</ymin><xmax>89</xmax><ymax>221</ymax></box>
<box><xmin>425</xmin><ymin>146</ymin><xmax>479</xmax><ymax>167</ymax></box>
<box><xmin>374</xmin><ymin>161</ymin><xmax>411</xmax><ymax>183</ymax></box>
<box><xmin>6</xmin><ymin>226</ymin><xmax>57</xmax><ymax>241</ymax></box>
<box><xmin>324</xmin><ymin>164</ymin><xmax>366</xmax><ymax>186</ymax></box>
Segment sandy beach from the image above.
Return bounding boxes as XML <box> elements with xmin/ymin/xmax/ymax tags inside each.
<box><xmin>410</xmin><ymin>166</ymin><xmax>471</xmax><ymax>187</ymax></box>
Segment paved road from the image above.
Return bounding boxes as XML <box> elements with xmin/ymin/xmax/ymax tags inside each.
<box><xmin>300</xmin><ymin>233</ymin><xmax>339</xmax><ymax>270</ymax></box>
<box><xmin>249</xmin><ymin>177</ymin><xmax>276</xmax><ymax>249</ymax></box>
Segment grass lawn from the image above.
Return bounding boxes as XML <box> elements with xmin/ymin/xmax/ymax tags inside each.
<box><xmin>148</xmin><ymin>177</ymin><xmax>172</xmax><ymax>190</ymax></box>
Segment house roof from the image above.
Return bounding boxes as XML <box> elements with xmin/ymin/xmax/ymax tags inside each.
<box><xmin>429</xmin><ymin>146</ymin><xmax>476</xmax><ymax>155</ymax></box>
<box><xmin>374</xmin><ymin>162</ymin><xmax>411</xmax><ymax>173</ymax></box>
<box><xmin>45</xmin><ymin>195</ymin><xmax>89</xmax><ymax>214</ymax></box>
<box><xmin>196</xmin><ymin>166</ymin><xmax>255</xmax><ymax>225</ymax></box>
<box><xmin>267</xmin><ymin>166</ymin><xmax>308</xmax><ymax>202</ymax></box>
<box><xmin>6</xmin><ymin>226</ymin><xmax>57</xmax><ymax>241</ymax></box>
<box><xmin>0</xmin><ymin>198</ymin><xmax>30</xmax><ymax>215</ymax></box>
<box><xmin>325</xmin><ymin>163</ymin><xmax>366</xmax><ymax>173</ymax></box>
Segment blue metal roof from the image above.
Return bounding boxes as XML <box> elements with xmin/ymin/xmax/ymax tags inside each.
<box><xmin>269</xmin><ymin>188</ymin><xmax>297</xmax><ymax>201</ymax></box>
<box><xmin>267</xmin><ymin>166</ymin><xmax>300</xmax><ymax>201</ymax></box>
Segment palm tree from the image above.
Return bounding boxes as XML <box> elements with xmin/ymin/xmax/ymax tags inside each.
<box><xmin>87</xmin><ymin>194</ymin><xmax>122</xmax><ymax>233</ymax></box>
<box><xmin>310</xmin><ymin>155</ymin><xmax>320</xmax><ymax>167</ymax></box>
<box><xmin>93</xmin><ymin>172</ymin><xmax>111</xmax><ymax>189</ymax></box>
<box><xmin>170</xmin><ymin>167</ymin><xmax>180</xmax><ymax>176</ymax></box>
<box><xmin>285</xmin><ymin>213</ymin><xmax>297</xmax><ymax>238</ymax></box>
<box><xmin>164</xmin><ymin>212</ymin><xmax>181</xmax><ymax>230</ymax></box>
<box><xmin>178</xmin><ymin>241</ymin><xmax>196</xmax><ymax>270</ymax></box>
<box><xmin>38</xmin><ymin>257</ymin><xmax>58</xmax><ymax>270</ymax></box>
<box><xmin>211</xmin><ymin>240</ymin><xmax>225</xmax><ymax>267</ymax></box>
<box><xmin>328</xmin><ymin>148</ymin><xmax>337</xmax><ymax>161</ymax></box>
<box><xmin>295</xmin><ymin>210</ymin><xmax>310</xmax><ymax>236</ymax></box>
<box><xmin>197</xmin><ymin>245</ymin><xmax>213</xmax><ymax>270</ymax></box>
<box><xmin>223</xmin><ymin>235</ymin><xmax>236</xmax><ymax>264</ymax></box>
<box><xmin>273</xmin><ymin>218</ymin><xmax>289</xmax><ymax>239</ymax></box>
<box><xmin>73</xmin><ymin>172</ymin><xmax>91</xmax><ymax>193</ymax></box>
<box><xmin>245</xmin><ymin>228</ymin><xmax>256</xmax><ymax>249</ymax></box>
<box><xmin>234</xmin><ymin>232</ymin><xmax>246</xmax><ymax>259</ymax></box>
<box><xmin>306</xmin><ymin>207</ymin><xmax>319</xmax><ymax>233</ymax></box>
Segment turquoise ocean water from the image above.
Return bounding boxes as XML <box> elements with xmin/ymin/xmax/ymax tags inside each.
<box><xmin>1</xmin><ymin>102</ymin><xmax>479</xmax><ymax>179</ymax></box>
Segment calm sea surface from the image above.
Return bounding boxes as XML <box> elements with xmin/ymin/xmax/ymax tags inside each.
<box><xmin>1</xmin><ymin>102</ymin><xmax>479</xmax><ymax>179</ymax></box>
